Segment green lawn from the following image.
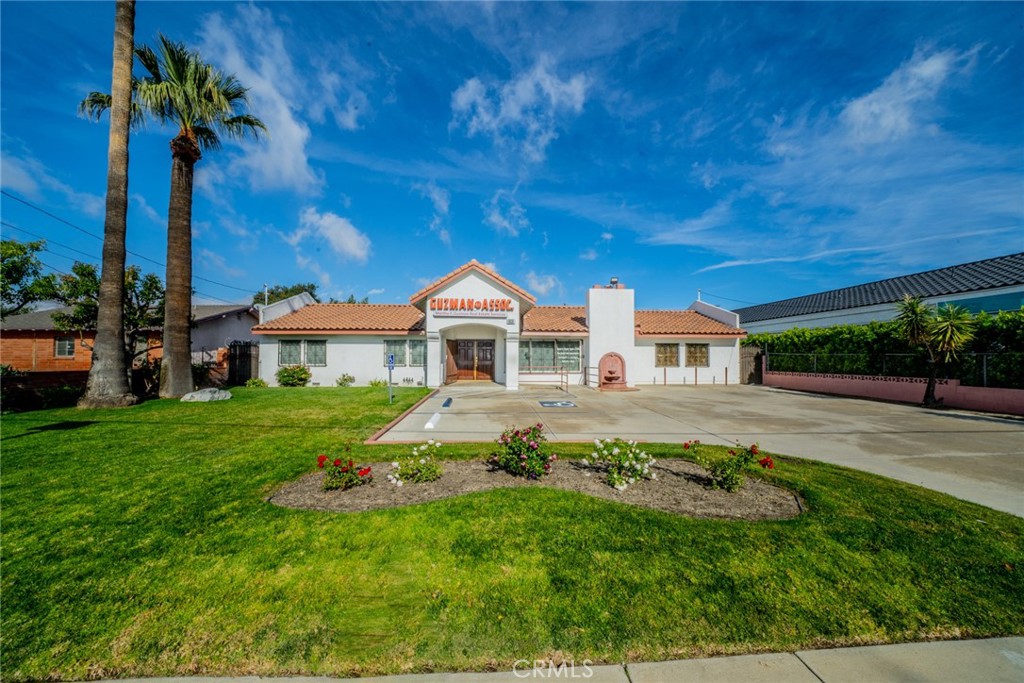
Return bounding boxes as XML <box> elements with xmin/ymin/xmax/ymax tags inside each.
<box><xmin>2</xmin><ymin>388</ymin><xmax>1022</xmax><ymax>680</ymax></box>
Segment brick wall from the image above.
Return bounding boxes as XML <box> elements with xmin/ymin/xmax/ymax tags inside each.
<box><xmin>0</xmin><ymin>331</ymin><xmax>95</xmax><ymax>371</ymax></box>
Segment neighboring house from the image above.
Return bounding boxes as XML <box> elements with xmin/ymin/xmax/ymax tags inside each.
<box><xmin>0</xmin><ymin>304</ymin><xmax>257</xmax><ymax>372</ymax></box>
<box><xmin>190</xmin><ymin>304</ymin><xmax>261</xmax><ymax>354</ymax></box>
<box><xmin>735</xmin><ymin>252</ymin><xmax>1024</xmax><ymax>334</ymax></box>
<box><xmin>252</xmin><ymin>260</ymin><xmax>746</xmax><ymax>389</ymax></box>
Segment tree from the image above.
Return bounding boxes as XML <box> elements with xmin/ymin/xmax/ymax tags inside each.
<box><xmin>129</xmin><ymin>35</ymin><xmax>264</xmax><ymax>397</ymax></box>
<box><xmin>45</xmin><ymin>262</ymin><xmax>165</xmax><ymax>378</ymax></box>
<box><xmin>77</xmin><ymin>0</ymin><xmax>139</xmax><ymax>408</ymax></box>
<box><xmin>342</xmin><ymin>294</ymin><xmax>370</xmax><ymax>304</ymax></box>
<box><xmin>254</xmin><ymin>283</ymin><xmax>321</xmax><ymax>306</ymax></box>
<box><xmin>1</xmin><ymin>240</ymin><xmax>54</xmax><ymax>319</ymax></box>
<box><xmin>894</xmin><ymin>295</ymin><xmax>975</xmax><ymax>406</ymax></box>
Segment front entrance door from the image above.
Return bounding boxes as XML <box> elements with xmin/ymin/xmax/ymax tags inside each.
<box><xmin>454</xmin><ymin>340</ymin><xmax>495</xmax><ymax>381</ymax></box>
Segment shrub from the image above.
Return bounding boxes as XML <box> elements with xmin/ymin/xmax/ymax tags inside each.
<box><xmin>39</xmin><ymin>384</ymin><xmax>85</xmax><ymax>409</ymax></box>
<box><xmin>489</xmin><ymin>423</ymin><xmax>557</xmax><ymax>479</ymax></box>
<box><xmin>191</xmin><ymin>363</ymin><xmax>212</xmax><ymax>388</ymax></box>
<box><xmin>586</xmin><ymin>438</ymin><xmax>656</xmax><ymax>490</ymax></box>
<box><xmin>318</xmin><ymin>452</ymin><xmax>373</xmax><ymax>491</ymax></box>
<box><xmin>387</xmin><ymin>439</ymin><xmax>444</xmax><ymax>486</ymax></box>
<box><xmin>335</xmin><ymin>373</ymin><xmax>355</xmax><ymax>387</ymax></box>
<box><xmin>276</xmin><ymin>365</ymin><xmax>312</xmax><ymax>387</ymax></box>
<box><xmin>245</xmin><ymin>377</ymin><xmax>268</xmax><ymax>388</ymax></box>
<box><xmin>687</xmin><ymin>440</ymin><xmax>773</xmax><ymax>492</ymax></box>
<box><xmin>368</xmin><ymin>378</ymin><xmax>388</xmax><ymax>388</ymax></box>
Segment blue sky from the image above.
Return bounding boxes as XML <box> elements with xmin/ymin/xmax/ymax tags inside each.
<box><xmin>2</xmin><ymin>2</ymin><xmax>1022</xmax><ymax>310</ymax></box>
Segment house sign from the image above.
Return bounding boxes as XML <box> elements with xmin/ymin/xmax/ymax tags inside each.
<box><xmin>429</xmin><ymin>297</ymin><xmax>513</xmax><ymax>318</ymax></box>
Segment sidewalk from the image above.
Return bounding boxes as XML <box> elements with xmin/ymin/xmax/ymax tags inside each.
<box><xmin>95</xmin><ymin>637</ymin><xmax>1024</xmax><ymax>683</ymax></box>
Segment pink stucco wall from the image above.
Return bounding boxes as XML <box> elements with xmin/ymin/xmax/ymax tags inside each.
<box><xmin>762</xmin><ymin>366</ymin><xmax>1024</xmax><ymax>416</ymax></box>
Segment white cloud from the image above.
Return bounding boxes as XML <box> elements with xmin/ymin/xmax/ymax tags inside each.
<box><xmin>839</xmin><ymin>45</ymin><xmax>979</xmax><ymax>147</ymax></box>
<box><xmin>579</xmin><ymin>248</ymin><xmax>597</xmax><ymax>261</ymax></box>
<box><xmin>481</xmin><ymin>261</ymin><xmax>498</xmax><ymax>273</ymax></box>
<box><xmin>131</xmin><ymin>193</ymin><xmax>164</xmax><ymax>225</ymax></box>
<box><xmin>294</xmin><ymin>206</ymin><xmax>371</xmax><ymax>263</ymax></box>
<box><xmin>524</xmin><ymin>271</ymin><xmax>561</xmax><ymax>297</ymax></box>
<box><xmin>367</xmin><ymin>288</ymin><xmax>385</xmax><ymax>296</ymax></box>
<box><xmin>482</xmin><ymin>189</ymin><xmax>529</xmax><ymax>236</ymax></box>
<box><xmin>451</xmin><ymin>56</ymin><xmax>588</xmax><ymax>163</ymax></box>
<box><xmin>198</xmin><ymin>247</ymin><xmax>245</xmax><ymax>278</ymax></box>
<box><xmin>414</xmin><ymin>181</ymin><xmax>452</xmax><ymax>244</ymax></box>
<box><xmin>600</xmin><ymin>232</ymin><xmax>613</xmax><ymax>241</ymax></box>
<box><xmin>645</xmin><ymin>199</ymin><xmax>734</xmax><ymax>246</ymax></box>
<box><xmin>198</xmin><ymin>6</ymin><xmax>324</xmax><ymax>195</ymax></box>
<box><xmin>0</xmin><ymin>152</ymin><xmax>103</xmax><ymax>217</ymax></box>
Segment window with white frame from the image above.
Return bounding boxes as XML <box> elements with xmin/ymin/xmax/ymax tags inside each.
<box><xmin>409</xmin><ymin>339</ymin><xmax>426</xmax><ymax>367</ymax></box>
<box><xmin>278</xmin><ymin>339</ymin><xmax>326</xmax><ymax>366</ymax></box>
<box><xmin>54</xmin><ymin>336</ymin><xmax>75</xmax><ymax>358</ymax></box>
<box><xmin>519</xmin><ymin>339</ymin><xmax>581</xmax><ymax>373</ymax></box>
<box><xmin>655</xmin><ymin>343</ymin><xmax>679</xmax><ymax>367</ymax></box>
<box><xmin>685</xmin><ymin>343</ymin><xmax>710</xmax><ymax>367</ymax></box>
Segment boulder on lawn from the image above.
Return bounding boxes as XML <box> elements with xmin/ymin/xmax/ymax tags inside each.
<box><xmin>181</xmin><ymin>387</ymin><xmax>232</xmax><ymax>402</ymax></box>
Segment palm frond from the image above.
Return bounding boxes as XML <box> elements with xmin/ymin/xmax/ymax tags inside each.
<box><xmin>931</xmin><ymin>304</ymin><xmax>975</xmax><ymax>363</ymax></box>
<box><xmin>78</xmin><ymin>92</ymin><xmax>112</xmax><ymax>121</ymax></box>
<box><xmin>191</xmin><ymin>125</ymin><xmax>222</xmax><ymax>153</ymax></box>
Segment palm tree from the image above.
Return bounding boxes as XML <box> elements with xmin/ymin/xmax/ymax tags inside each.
<box><xmin>931</xmin><ymin>304</ymin><xmax>975</xmax><ymax>364</ymax></box>
<box><xmin>133</xmin><ymin>35</ymin><xmax>265</xmax><ymax>397</ymax></box>
<box><xmin>77</xmin><ymin>0</ymin><xmax>138</xmax><ymax>408</ymax></box>
<box><xmin>894</xmin><ymin>295</ymin><xmax>975</xmax><ymax>406</ymax></box>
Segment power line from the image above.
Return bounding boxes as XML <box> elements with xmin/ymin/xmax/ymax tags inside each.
<box><xmin>4</xmin><ymin>233</ymin><xmax>240</xmax><ymax>306</ymax></box>
<box><xmin>699</xmin><ymin>291</ymin><xmax>758</xmax><ymax>306</ymax></box>
<box><xmin>1</xmin><ymin>190</ymin><xmax>258</xmax><ymax>294</ymax></box>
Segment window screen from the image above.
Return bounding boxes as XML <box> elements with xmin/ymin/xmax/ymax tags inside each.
<box><xmin>384</xmin><ymin>339</ymin><xmax>407</xmax><ymax>366</ymax></box>
<box><xmin>305</xmin><ymin>340</ymin><xmax>327</xmax><ymax>366</ymax></box>
<box><xmin>556</xmin><ymin>340</ymin><xmax>581</xmax><ymax>372</ymax></box>
<box><xmin>409</xmin><ymin>340</ymin><xmax>426</xmax><ymax>366</ymax></box>
<box><xmin>279</xmin><ymin>340</ymin><xmax>301</xmax><ymax>365</ymax></box>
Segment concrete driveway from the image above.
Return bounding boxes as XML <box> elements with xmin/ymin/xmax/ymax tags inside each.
<box><xmin>376</xmin><ymin>383</ymin><xmax>1024</xmax><ymax>516</ymax></box>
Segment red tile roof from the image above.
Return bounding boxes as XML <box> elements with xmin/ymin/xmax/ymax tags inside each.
<box><xmin>635</xmin><ymin>310</ymin><xmax>745</xmax><ymax>336</ymax></box>
<box><xmin>253</xmin><ymin>304</ymin><xmax>744</xmax><ymax>337</ymax></box>
<box><xmin>522</xmin><ymin>306</ymin><xmax>588</xmax><ymax>334</ymax></box>
<box><xmin>521</xmin><ymin>306</ymin><xmax>744</xmax><ymax>336</ymax></box>
<box><xmin>252</xmin><ymin>304</ymin><xmax>424</xmax><ymax>334</ymax></box>
<box><xmin>408</xmin><ymin>260</ymin><xmax>537</xmax><ymax>305</ymax></box>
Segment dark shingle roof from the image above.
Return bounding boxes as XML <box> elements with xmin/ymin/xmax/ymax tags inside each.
<box><xmin>0</xmin><ymin>306</ymin><xmax>73</xmax><ymax>331</ymax></box>
<box><xmin>735</xmin><ymin>253</ymin><xmax>1024</xmax><ymax>324</ymax></box>
<box><xmin>1</xmin><ymin>304</ymin><xmax>252</xmax><ymax>331</ymax></box>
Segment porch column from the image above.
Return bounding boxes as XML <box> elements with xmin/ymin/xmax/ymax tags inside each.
<box><xmin>426</xmin><ymin>331</ymin><xmax>441</xmax><ymax>388</ymax></box>
<box><xmin>505</xmin><ymin>332</ymin><xmax>520</xmax><ymax>390</ymax></box>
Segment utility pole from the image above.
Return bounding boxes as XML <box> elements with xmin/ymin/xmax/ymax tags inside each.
<box><xmin>263</xmin><ymin>283</ymin><xmax>268</xmax><ymax>307</ymax></box>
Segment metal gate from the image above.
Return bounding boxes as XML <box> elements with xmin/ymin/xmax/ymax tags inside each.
<box><xmin>227</xmin><ymin>341</ymin><xmax>259</xmax><ymax>385</ymax></box>
<box><xmin>740</xmin><ymin>345</ymin><xmax>762</xmax><ymax>384</ymax></box>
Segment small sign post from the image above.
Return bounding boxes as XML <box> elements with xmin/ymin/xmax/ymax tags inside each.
<box><xmin>387</xmin><ymin>353</ymin><xmax>395</xmax><ymax>404</ymax></box>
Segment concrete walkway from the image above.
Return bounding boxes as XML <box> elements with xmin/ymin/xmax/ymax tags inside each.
<box><xmin>376</xmin><ymin>383</ymin><xmax>1024</xmax><ymax>516</ymax></box>
<box><xmin>93</xmin><ymin>637</ymin><xmax>1024</xmax><ymax>682</ymax></box>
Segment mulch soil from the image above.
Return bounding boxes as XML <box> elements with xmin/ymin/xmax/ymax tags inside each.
<box><xmin>268</xmin><ymin>459</ymin><xmax>804</xmax><ymax>521</ymax></box>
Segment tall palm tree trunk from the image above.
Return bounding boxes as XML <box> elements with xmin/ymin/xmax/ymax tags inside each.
<box><xmin>80</xmin><ymin>0</ymin><xmax>138</xmax><ymax>408</ymax></box>
<box><xmin>159</xmin><ymin>137</ymin><xmax>199</xmax><ymax>398</ymax></box>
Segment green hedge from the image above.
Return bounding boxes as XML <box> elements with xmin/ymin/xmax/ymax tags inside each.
<box><xmin>744</xmin><ymin>308</ymin><xmax>1024</xmax><ymax>388</ymax></box>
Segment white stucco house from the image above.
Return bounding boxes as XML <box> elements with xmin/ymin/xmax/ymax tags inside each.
<box><xmin>252</xmin><ymin>260</ymin><xmax>746</xmax><ymax>389</ymax></box>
